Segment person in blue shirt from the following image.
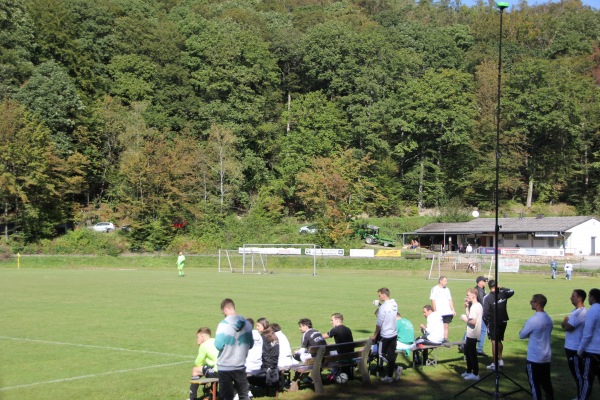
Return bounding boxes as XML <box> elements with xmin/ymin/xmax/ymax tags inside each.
<box><xmin>519</xmin><ymin>294</ymin><xmax>554</xmax><ymax>400</ymax></box>
<box><xmin>549</xmin><ymin>259</ymin><xmax>558</xmax><ymax>279</ymax></box>
<box><xmin>577</xmin><ymin>288</ymin><xmax>600</xmax><ymax>400</ymax></box>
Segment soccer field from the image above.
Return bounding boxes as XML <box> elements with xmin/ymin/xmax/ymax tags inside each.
<box><xmin>1</xmin><ymin>262</ymin><xmax>599</xmax><ymax>400</ymax></box>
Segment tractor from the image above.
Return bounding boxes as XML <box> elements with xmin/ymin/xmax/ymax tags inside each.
<box><xmin>355</xmin><ymin>224</ymin><xmax>396</xmax><ymax>247</ymax></box>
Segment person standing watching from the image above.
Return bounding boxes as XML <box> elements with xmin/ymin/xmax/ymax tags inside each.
<box><xmin>562</xmin><ymin>289</ymin><xmax>587</xmax><ymax>400</ymax></box>
<box><xmin>550</xmin><ymin>259</ymin><xmax>558</xmax><ymax>279</ymax></box>
<box><xmin>474</xmin><ymin>276</ymin><xmax>488</xmax><ymax>355</ymax></box>
<box><xmin>461</xmin><ymin>288</ymin><xmax>483</xmax><ymax>381</ymax></box>
<box><xmin>519</xmin><ymin>294</ymin><xmax>554</xmax><ymax>400</ymax></box>
<box><xmin>564</xmin><ymin>263</ymin><xmax>574</xmax><ymax>280</ymax></box>
<box><xmin>177</xmin><ymin>251</ymin><xmax>186</xmax><ymax>277</ymax></box>
<box><xmin>371</xmin><ymin>287</ymin><xmax>399</xmax><ymax>382</ymax></box>
<box><xmin>430</xmin><ymin>276</ymin><xmax>456</xmax><ymax>342</ymax></box>
<box><xmin>577</xmin><ymin>288</ymin><xmax>600</xmax><ymax>400</ymax></box>
<box><xmin>483</xmin><ymin>280</ymin><xmax>514</xmax><ymax>370</ymax></box>
<box><xmin>214</xmin><ymin>298</ymin><xmax>254</xmax><ymax>400</ymax></box>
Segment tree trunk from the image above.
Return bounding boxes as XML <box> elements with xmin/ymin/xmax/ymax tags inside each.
<box><xmin>418</xmin><ymin>155</ymin><xmax>424</xmax><ymax>212</ymax></box>
<box><xmin>3</xmin><ymin>201</ymin><xmax>7</xmax><ymax>242</ymax></box>
<box><xmin>526</xmin><ymin>177</ymin><xmax>534</xmax><ymax>208</ymax></box>
<box><xmin>286</xmin><ymin>91</ymin><xmax>291</xmax><ymax>133</ymax></box>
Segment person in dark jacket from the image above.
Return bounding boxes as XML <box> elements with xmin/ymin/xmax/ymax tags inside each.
<box><xmin>482</xmin><ymin>280</ymin><xmax>515</xmax><ymax>370</ymax></box>
<box><xmin>248</xmin><ymin>327</ymin><xmax>280</xmax><ymax>389</ymax></box>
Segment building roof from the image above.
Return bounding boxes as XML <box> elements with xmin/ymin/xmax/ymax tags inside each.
<box><xmin>415</xmin><ymin>216</ymin><xmax>595</xmax><ymax>235</ymax></box>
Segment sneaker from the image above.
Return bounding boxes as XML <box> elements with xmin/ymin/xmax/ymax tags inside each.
<box><xmin>393</xmin><ymin>366</ymin><xmax>403</xmax><ymax>381</ymax></box>
<box><xmin>458</xmin><ymin>345</ymin><xmax>464</xmax><ymax>353</ymax></box>
<box><xmin>442</xmin><ymin>339</ymin><xmax>449</xmax><ymax>343</ymax></box>
<box><xmin>477</xmin><ymin>352</ymin><xmax>487</xmax><ymax>357</ymax></box>
<box><xmin>486</xmin><ymin>363</ymin><xmax>496</xmax><ymax>370</ymax></box>
<box><xmin>461</xmin><ymin>371</ymin><xmax>470</xmax><ymax>377</ymax></box>
<box><xmin>464</xmin><ymin>373</ymin><xmax>480</xmax><ymax>381</ymax></box>
<box><xmin>248</xmin><ymin>390</ymin><xmax>253</xmax><ymax>398</ymax></box>
<box><xmin>381</xmin><ymin>376</ymin><xmax>394</xmax><ymax>383</ymax></box>
<box><xmin>233</xmin><ymin>395</ymin><xmax>239</xmax><ymax>400</ymax></box>
<box><xmin>498</xmin><ymin>359</ymin><xmax>504</xmax><ymax>367</ymax></box>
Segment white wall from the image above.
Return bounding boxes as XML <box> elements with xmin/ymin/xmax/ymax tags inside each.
<box><xmin>566</xmin><ymin>218</ymin><xmax>600</xmax><ymax>255</ymax></box>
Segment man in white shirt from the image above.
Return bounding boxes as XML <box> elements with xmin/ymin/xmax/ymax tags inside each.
<box><xmin>577</xmin><ymin>288</ymin><xmax>600</xmax><ymax>400</ymax></box>
<box><xmin>411</xmin><ymin>304</ymin><xmax>444</xmax><ymax>366</ymax></box>
<box><xmin>430</xmin><ymin>276</ymin><xmax>456</xmax><ymax>342</ymax></box>
<box><xmin>371</xmin><ymin>287</ymin><xmax>399</xmax><ymax>383</ymax></box>
<box><xmin>564</xmin><ymin>263</ymin><xmax>574</xmax><ymax>280</ymax></box>
<box><xmin>562</xmin><ymin>289</ymin><xmax>587</xmax><ymax>400</ymax></box>
<box><xmin>519</xmin><ymin>294</ymin><xmax>554</xmax><ymax>400</ymax></box>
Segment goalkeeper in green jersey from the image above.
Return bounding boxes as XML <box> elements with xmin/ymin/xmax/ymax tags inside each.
<box><xmin>177</xmin><ymin>251</ymin><xmax>185</xmax><ymax>276</ymax></box>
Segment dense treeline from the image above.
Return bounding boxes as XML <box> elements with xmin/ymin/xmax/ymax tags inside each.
<box><xmin>1</xmin><ymin>0</ymin><xmax>599</xmax><ymax>249</ymax></box>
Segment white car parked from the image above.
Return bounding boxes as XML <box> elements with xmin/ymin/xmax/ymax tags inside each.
<box><xmin>92</xmin><ymin>222</ymin><xmax>115</xmax><ymax>232</ymax></box>
<box><xmin>299</xmin><ymin>224</ymin><xmax>318</xmax><ymax>234</ymax></box>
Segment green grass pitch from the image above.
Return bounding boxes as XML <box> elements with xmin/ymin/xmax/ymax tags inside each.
<box><xmin>1</xmin><ymin>258</ymin><xmax>599</xmax><ymax>399</ymax></box>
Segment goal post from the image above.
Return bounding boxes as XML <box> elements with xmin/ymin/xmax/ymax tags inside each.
<box><xmin>427</xmin><ymin>253</ymin><xmax>494</xmax><ymax>281</ymax></box>
<box><xmin>218</xmin><ymin>244</ymin><xmax>321</xmax><ymax>275</ymax></box>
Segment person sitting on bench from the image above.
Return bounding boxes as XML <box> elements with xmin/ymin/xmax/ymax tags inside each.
<box><xmin>411</xmin><ymin>305</ymin><xmax>444</xmax><ymax>365</ymax></box>
<box><xmin>293</xmin><ymin>318</ymin><xmax>327</xmax><ymax>363</ymax></box>
<box><xmin>248</xmin><ymin>326</ymin><xmax>281</xmax><ymax>390</ymax></box>
<box><xmin>189</xmin><ymin>327</ymin><xmax>218</xmax><ymax>400</ymax></box>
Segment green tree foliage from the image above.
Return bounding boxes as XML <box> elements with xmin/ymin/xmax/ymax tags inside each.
<box><xmin>0</xmin><ymin>99</ymin><xmax>86</xmax><ymax>243</ymax></box>
<box><xmin>395</xmin><ymin>68</ymin><xmax>476</xmax><ymax>210</ymax></box>
<box><xmin>14</xmin><ymin>60</ymin><xmax>84</xmax><ymax>154</ymax></box>
<box><xmin>0</xmin><ymin>0</ymin><xmax>35</xmax><ymax>99</ymax></box>
<box><xmin>297</xmin><ymin>149</ymin><xmax>386</xmax><ymax>242</ymax></box>
<box><xmin>503</xmin><ymin>58</ymin><xmax>584</xmax><ymax>206</ymax></box>
<box><xmin>1</xmin><ymin>0</ymin><xmax>599</xmax><ymax>247</ymax></box>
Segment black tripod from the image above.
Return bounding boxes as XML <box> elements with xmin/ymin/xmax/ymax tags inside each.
<box><xmin>453</xmin><ymin>359</ymin><xmax>530</xmax><ymax>398</ymax></box>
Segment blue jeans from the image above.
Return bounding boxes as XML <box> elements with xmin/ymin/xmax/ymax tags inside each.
<box><xmin>478</xmin><ymin>322</ymin><xmax>487</xmax><ymax>353</ymax></box>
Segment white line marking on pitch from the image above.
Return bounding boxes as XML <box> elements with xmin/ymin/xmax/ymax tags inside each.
<box><xmin>0</xmin><ymin>336</ymin><xmax>191</xmax><ymax>358</ymax></box>
<box><xmin>0</xmin><ymin>360</ymin><xmax>189</xmax><ymax>391</ymax></box>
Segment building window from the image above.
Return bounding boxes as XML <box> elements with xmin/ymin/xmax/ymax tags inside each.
<box><xmin>515</xmin><ymin>233</ymin><xmax>528</xmax><ymax>240</ymax></box>
<box><xmin>548</xmin><ymin>238</ymin><xmax>554</xmax><ymax>247</ymax></box>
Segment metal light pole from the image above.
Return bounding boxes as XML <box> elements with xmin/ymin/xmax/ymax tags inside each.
<box><xmin>454</xmin><ymin>3</ymin><xmax>529</xmax><ymax>397</ymax></box>
<box><xmin>493</xmin><ymin>2</ymin><xmax>508</xmax><ymax>395</ymax></box>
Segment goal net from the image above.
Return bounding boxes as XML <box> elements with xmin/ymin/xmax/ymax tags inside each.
<box><xmin>218</xmin><ymin>244</ymin><xmax>323</xmax><ymax>275</ymax></box>
<box><xmin>427</xmin><ymin>253</ymin><xmax>494</xmax><ymax>281</ymax></box>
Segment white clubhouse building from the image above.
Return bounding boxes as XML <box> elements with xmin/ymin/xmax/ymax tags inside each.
<box><xmin>414</xmin><ymin>216</ymin><xmax>600</xmax><ymax>256</ymax></box>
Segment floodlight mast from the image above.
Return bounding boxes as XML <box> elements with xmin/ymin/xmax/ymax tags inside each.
<box><xmin>493</xmin><ymin>3</ymin><xmax>508</xmax><ymax>398</ymax></box>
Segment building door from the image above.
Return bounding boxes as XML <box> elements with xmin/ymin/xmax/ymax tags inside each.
<box><xmin>592</xmin><ymin>237</ymin><xmax>596</xmax><ymax>256</ymax></box>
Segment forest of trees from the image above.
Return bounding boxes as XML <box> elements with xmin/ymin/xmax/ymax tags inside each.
<box><xmin>1</xmin><ymin>0</ymin><xmax>599</xmax><ymax>249</ymax></box>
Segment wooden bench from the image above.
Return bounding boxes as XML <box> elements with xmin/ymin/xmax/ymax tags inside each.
<box><xmin>190</xmin><ymin>377</ymin><xmax>219</xmax><ymax>400</ymax></box>
<box><xmin>404</xmin><ymin>253</ymin><xmax>422</xmax><ymax>260</ymax></box>
<box><xmin>406</xmin><ymin>340</ymin><xmax>465</xmax><ymax>369</ymax></box>
<box><xmin>289</xmin><ymin>338</ymin><xmax>372</xmax><ymax>394</ymax></box>
<box><xmin>190</xmin><ymin>369</ymin><xmax>284</xmax><ymax>400</ymax></box>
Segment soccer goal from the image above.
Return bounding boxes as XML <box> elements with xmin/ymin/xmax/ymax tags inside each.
<box><xmin>427</xmin><ymin>252</ymin><xmax>494</xmax><ymax>281</ymax></box>
<box><xmin>218</xmin><ymin>243</ymin><xmax>322</xmax><ymax>275</ymax></box>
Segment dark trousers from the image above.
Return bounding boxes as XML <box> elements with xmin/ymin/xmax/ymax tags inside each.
<box><xmin>565</xmin><ymin>348</ymin><xmax>584</xmax><ymax>399</ymax></box>
<box><xmin>465</xmin><ymin>337</ymin><xmax>479</xmax><ymax>375</ymax></box>
<box><xmin>580</xmin><ymin>352</ymin><xmax>600</xmax><ymax>400</ymax></box>
<box><xmin>380</xmin><ymin>336</ymin><xmax>397</xmax><ymax>378</ymax></box>
<box><xmin>218</xmin><ymin>369</ymin><xmax>250</xmax><ymax>400</ymax></box>
<box><xmin>526</xmin><ymin>361</ymin><xmax>554</xmax><ymax>400</ymax></box>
